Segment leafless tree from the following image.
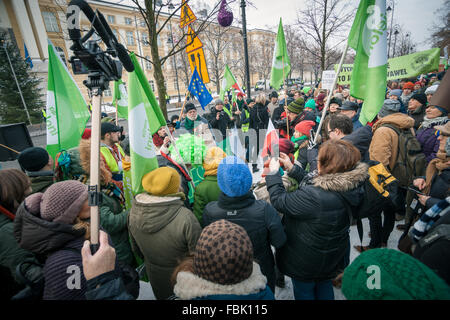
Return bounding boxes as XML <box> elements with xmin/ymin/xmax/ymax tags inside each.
<box><xmin>296</xmin><ymin>0</ymin><xmax>355</xmax><ymax>73</ymax></box>
<box><xmin>429</xmin><ymin>0</ymin><xmax>450</xmax><ymax>53</ymax></box>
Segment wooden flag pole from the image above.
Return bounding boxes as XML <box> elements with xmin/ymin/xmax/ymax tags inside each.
<box><xmin>313</xmin><ymin>41</ymin><xmax>350</xmax><ymax>144</ymax></box>
<box><xmin>178</xmin><ymin>91</ymin><xmax>190</xmax><ymax>120</ymax></box>
<box><xmin>0</xmin><ymin>143</ymin><xmax>20</xmax><ymax>154</ymax></box>
<box><xmin>282</xmin><ymin>55</ymin><xmax>289</xmax><ymax>140</ymax></box>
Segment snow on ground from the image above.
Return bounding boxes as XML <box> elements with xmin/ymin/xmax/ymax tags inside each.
<box><xmin>137</xmin><ymin>161</ymin><xmax>404</xmax><ymax>300</ymax></box>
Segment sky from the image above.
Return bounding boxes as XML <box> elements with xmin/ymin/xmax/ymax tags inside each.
<box><xmin>112</xmin><ymin>0</ymin><xmax>446</xmax><ymax>51</ymax></box>
<box><xmin>240</xmin><ymin>0</ymin><xmax>445</xmax><ymax>51</ymax></box>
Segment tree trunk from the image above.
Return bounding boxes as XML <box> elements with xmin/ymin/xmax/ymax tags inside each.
<box><xmin>321</xmin><ymin>0</ymin><xmax>328</xmax><ymax>72</ymax></box>
<box><xmin>146</xmin><ymin>1</ymin><xmax>168</xmax><ymax>119</ymax></box>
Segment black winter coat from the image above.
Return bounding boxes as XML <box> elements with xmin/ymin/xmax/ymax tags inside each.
<box><xmin>425</xmin><ymin>168</ymin><xmax>450</xmax><ymax>210</ymax></box>
<box><xmin>250</xmin><ymin>103</ymin><xmax>269</xmax><ymax>131</ymax></box>
<box><xmin>342</xmin><ymin>125</ymin><xmax>373</xmax><ymax>163</ymax></box>
<box><xmin>202</xmin><ymin>192</ymin><xmax>286</xmax><ymax>292</ymax></box>
<box><xmin>266</xmin><ymin>162</ymin><xmax>368</xmax><ymax>282</ymax></box>
<box><xmin>206</xmin><ymin>107</ymin><xmax>233</xmax><ymax>140</ymax></box>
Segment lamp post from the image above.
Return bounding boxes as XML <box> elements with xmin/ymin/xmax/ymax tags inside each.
<box><xmin>392</xmin><ymin>26</ymin><xmax>399</xmax><ymax>58</ymax></box>
<box><xmin>1</xmin><ymin>42</ymin><xmax>32</xmax><ymax>125</ymax></box>
<box><xmin>387</xmin><ymin>1</ymin><xmax>395</xmax><ymax>58</ymax></box>
<box><xmin>240</xmin><ymin>0</ymin><xmax>251</xmax><ymax>97</ymax></box>
<box><xmin>168</xmin><ymin>2</ymin><xmax>181</xmax><ymax>104</ymax></box>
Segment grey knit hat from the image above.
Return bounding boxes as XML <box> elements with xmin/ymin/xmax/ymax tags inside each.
<box><xmin>378</xmin><ymin>99</ymin><xmax>401</xmax><ymax>118</ymax></box>
<box><xmin>215</xmin><ymin>99</ymin><xmax>224</xmax><ymax>106</ymax></box>
<box><xmin>39</xmin><ymin>180</ymin><xmax>88</xmax><ymax>224</ymax></box>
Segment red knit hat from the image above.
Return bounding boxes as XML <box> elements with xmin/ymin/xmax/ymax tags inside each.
<box><xmin>403</xmin><ymin>82</ymin><xmax>414</xmax><ymax>90</ymax></box>
<box><xmin>316</xmin><ymin>93</ymin><xmax>326</xmax><ymax>103</ymax></box>
<box><xmin>278</xmin><ymin>138</ymin><xmax>295</xmax><ymax>155</ymax></box>
<box><xmin>414</xmin><ymin>81</ymin><xmax>422</xmax><ymax>86</ymax></box>
<box><xmin>237</xmin><ymin>92</ymin><xmax>244</xmax><ymax>98</ymax></box>
<box><xmin>295</xmin><ymin>120</ymin><xmax>316</xmax><ymax>137</ymax></box>
<box><xmin>82</xmin><ymin>128</ymin><xmax>91</xmax><ymax>140</ymax></box>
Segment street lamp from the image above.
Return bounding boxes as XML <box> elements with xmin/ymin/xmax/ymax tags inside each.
<box><xmin>240</xmin><ymin>0</ymin><xmax>251</xmax><ymax>97</ymax></box>
<box><xmin>168</xmin><ymin>2</ymin><xmax>181</xmax><ymax>104</ymax></box>
<box><xmin>392</xmin><ymin>26</ymin><xmax>400</xmax><ymax>58</ymax></box>
<box><xmin>386</xmin><ymin>1</ymin><xmax>395</xmax><ymax>58</ymax></box>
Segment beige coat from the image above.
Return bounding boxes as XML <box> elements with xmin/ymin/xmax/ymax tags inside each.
<box><xmin>128</xmin><ymin>193</ymin><xmax>202</xmax><ymax>300</ymax></box>
<box><xmin>369</xmin><ymin>113</ymin><xmax>415</xmax><ymax>170</ymax></box>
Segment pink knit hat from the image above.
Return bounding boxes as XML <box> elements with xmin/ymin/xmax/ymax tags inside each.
<box><xmin>26</xmin><ymin>180</ymin><xmax>88</xmax><ymax>224</ymax></box>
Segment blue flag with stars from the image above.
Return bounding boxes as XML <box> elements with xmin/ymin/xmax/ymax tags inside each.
<box><xmin>188</xmin><ymin>67</ymin><xmax>213</xmax><ymax>110</ymax></box>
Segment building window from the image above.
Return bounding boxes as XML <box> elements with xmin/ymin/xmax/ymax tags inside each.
<box><xmin>126</xmin><ymin>31</ymin><xmax>134</xmax><ymax>46</ymax></box>
<box><xmin>55</xmin><ymin>46</ymin><xmax>67</xmax><ymax>66</ymax></box>
<box><xmin>149</xmin><ymin>80</ymin><xmax>155</xmax><ymax>91</ymax></box>
<box><xmin>104</xmin><ymin>89</ymin><xmax>112</xmax><ymax>97</ymax></box>
<box><xmin>139</xmin><ymin>19</ymin><xmax>146</xmax><ymax>28</ymax></box>
<box><xmin>42</xmin><ymin>12</ymin><xmax>59</xmax><ymax>32</ymax></box>
<box><xmin>142</xmin><ymin>33</ymin><xmax>149</xmax><ymax>46</ymax></box>
<box><xmin>112</xmin><ymin>29</ymin><xmax>119</xmax><ymax>41</ymax></box>
<box><xmin>145</xmin><ymin>56</ymin><xmax>152</xmax><ymax>70</ymax></box>
<box><xmin>107</xmin><ymin>15</ymin><xmax>115</xmax><ymax>24</ymax></box>
<box><xmin>125</xmin><ymin>17</ymin><xmax>132</xmax><ymax>25</ymax></box>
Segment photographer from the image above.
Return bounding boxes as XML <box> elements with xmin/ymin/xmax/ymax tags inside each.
<box><xmin>206</xmin><ymin>99</ymin><xmax>233</xmax><ymax>141</ymax></box>
<box><xmin>152</xmin><ymin>124</ymin><xmax>171</xmax><ymax>154</ymax></box>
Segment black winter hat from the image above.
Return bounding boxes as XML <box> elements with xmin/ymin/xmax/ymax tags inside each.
<box><xmin>339</xmin><ymin>101</ymin><xmax>359</xmax><ymax>111</ymax></box>
<box><xmin>410</xmin><ymin>93</ymin><xmax>427</xmax><ymax>106</ymax></box>
<box><xmin>185</xmin><ymin>103</ymin><xmax>197</xmax><ymax>113</ymax></box>
<box><xmin>270</xmin><ymin>91</ymin><xmax>278</xmax><ymax>98</ymax></box>
<box><xmin>18</xmin><ymin>147</ymin><xmax>49</xmax><ymax>172</ymax></box>
<box><xmin>101</xmin><ymin>122</ymin><xmax>121</xmax><ymax>136</ymax></box>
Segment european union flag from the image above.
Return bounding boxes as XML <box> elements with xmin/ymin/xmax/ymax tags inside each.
<box><xmin>24</xmin><ymin>44</ymin><xmax>33</xmax><ymax>69</ymax></box>
<box><xmin>188</xmin><ymin>67</ymin><xmax>212</xmax><ymax>110</ymax></box>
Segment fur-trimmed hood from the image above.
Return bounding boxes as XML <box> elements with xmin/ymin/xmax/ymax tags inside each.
<box><xmin>313</xmin><ymin>162</ymin><xmax>369</xmax><ymax>193</ymax></box>
<box><xmin>173</xmin><ymin>262</ymin><xmax>270</xmax><ymax>300</ymax></box>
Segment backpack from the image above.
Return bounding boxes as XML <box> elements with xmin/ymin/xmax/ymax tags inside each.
<box><xmin>335</xmin><ymin>160</ymin><xmax>401</xmax><ymax>245</ymax></box>
<box><xmin>381</xmin><ymin>124</ymin><xmax>427</xmax><ymax>187</ymax></box>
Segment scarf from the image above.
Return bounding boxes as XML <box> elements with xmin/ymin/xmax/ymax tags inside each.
<box><xmin>419</xmin><ymin>116</ymin><xmax>448</xmax><ymax>130</ymax></box>
<box><xmin>291</xmin><ymin>135</ymin><xmax>308</xmax><ymax>144</ymax></box>
<box><xmin>184</xmin><ymin>115</ymin><xmax>200</xmax><ymax>131</ymax></box>
<box><xmin>424</xmin><ymin>148</ymin><xmax>450</xmax><ymax>195</ymax></box>
<box><xmin>102</xmin><ymin>182</ymin><xmax>126</xmax><ymax>208</ymax></box>
<box><xmin>410</xmin><ymin>196</ymin><xmax>450</xmax><ymax>243</ymax></box>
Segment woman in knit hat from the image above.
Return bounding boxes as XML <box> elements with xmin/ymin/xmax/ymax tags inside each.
<box><xmin>342</xmin><ymin>248</ymin><xmax>450</xmax><ymax>300</ymax></box>
<box><xmin>292</xmin><ymin>120</ymin><xmax>316</xmax><ymax>167</ymax></box>
<box><xmin>78</xmin><ymin>138</ymin><xmax>135</xmax><ymax>267</ymax></box>
<box><xmin>202</xmin><ymin>156</ymin><xmax>286</xmax><ymax>294</ymax></box>
<box><xmin>192</xmin><ymin>147</ymin><xmax>227</xmax><ymax>222</ymax></box>
<box><xmin>128</xmin><ymin>167</ymin><xmax>202</xmax><ymax>300</ymax></box>
<box><xmin>266</xmin><ymin>140</ymin><xmax>368</xmax><ymax>300</ymax></box>
<box><xmin>0</xmin><ymin>169</ymin><xmax>42</xmax><ymax>299</ymax></box>
<box><xmin>171</xmin><ymin>219</ymin><xmax>275</xmax><ymax>300</ymax></box>
<box><xmin>401</xmin><ymin>81</ymin><xmax>415</xmax><ymax>106</ymax></box>
<box><xmin>274</xmin><ymin>97</ymin><xmax>316</xmax><ymax>139</ymax></box>
<box><xmin>13</xmin><ymin>180</ymin><xmax>98</xmax><ymax>300</ymax></box>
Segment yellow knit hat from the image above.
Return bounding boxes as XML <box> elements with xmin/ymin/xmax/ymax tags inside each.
<box><xmin>203</xmin><ymin>147</ymin><xmax>227</xmax><ymax>176</ymax></box>
<box><xmin>141</xmin><ymin>167</ymin><xmax>181</xmax><ymax>196</ymax></box>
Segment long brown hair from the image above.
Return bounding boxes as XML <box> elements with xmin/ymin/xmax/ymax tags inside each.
<box><xmin>170</xmin><ymin>255</ymin><xmax>195</xmax><ymax>286</ymax></box>
<box><xmin>0</xmin><ymin>169</ymin><xmax>31</xmax><ymax>213</ymax></box>
<box><xmin>318</xmin><ymin>140</ymin><xmax>361</xmax><ymax>175</ymax></box>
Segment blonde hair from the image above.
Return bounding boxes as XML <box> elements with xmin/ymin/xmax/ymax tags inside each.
<box><xmin>255</xmin><ymin>93</ymin><xmax>266</xmax><ymax>105</ymax></box>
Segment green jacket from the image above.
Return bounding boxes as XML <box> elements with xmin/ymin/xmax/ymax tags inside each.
<box><xmin>100</xmin><ymin>193</ymin><xmax>134</xmax><ymax>266</ymax></box>
<box><xmin>128</xmin><ymin>193</ymin><xmax>201</xmax><ymax>300</ymax></box>
<box><xmin>0</xmin><ymin>214</ymin><xmax>42</xmax><ymax>287</ymax></box>
<box><xmin>29</xmin><ymin>173</ymin><xmax>54</xmax><ymax>194</ymax></box>
<box><xmin>193</xmin><ymin>175</ymin><xmax>221</xmax><ymax>222</ymax></box>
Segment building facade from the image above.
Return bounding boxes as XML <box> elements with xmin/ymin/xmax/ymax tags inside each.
<box><xmin>0</xmin><ymin>0</ymin><xmax>276</xmax><ymax>107</ymax></box>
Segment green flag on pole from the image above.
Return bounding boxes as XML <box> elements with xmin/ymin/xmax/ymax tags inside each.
<box><xmin>219</xmin><ymin>65</ymin><xmax>244</xmax><ymax>101</ymax></box>
<box><xmin>128</xmin><ymin>52</ymin><xmax>166</xmax><ymax>195</ymax></box>
<box><xmin>349</xmin><ymin>0</ymin><xmax>388</xmax><ymax>125</ymax></box>
<box><xmin>112</xmin><ymin>79</ymin><xmax>128</xmax><ymax>119</ymax></box>
<box><xmin>270</xmin><ymin>18</ymin><xmax>291</xmax><ymax>90</ymax></box>
<box><xmin>46</xmin><ymin>41</ymin><xmax>90</xmax><ymax>160</ymax></box>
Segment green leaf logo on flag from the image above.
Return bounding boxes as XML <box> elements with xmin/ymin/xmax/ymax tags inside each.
<box><xmin>270</xmin><ymin>18</ymin><xmax>291</xmax><ymax>90</ymax></box>
<box><xmin>348</xmin><ymin>0</ymin><xmax>388</xmax><ymax>125</ymax></box>
<box><xmin>113</xmin><ymin>79</ymin><xmax>128</xmax><ymax>119</ymax></box>
<box><xmin>46</xmin><ymin>41</ymin><xmax>90</xmax><ymax>160</ymax></box>
<box><xmin>128</xmin><ymin>53</ymin><xmax>166</xmax><ymax>195</ymax></box>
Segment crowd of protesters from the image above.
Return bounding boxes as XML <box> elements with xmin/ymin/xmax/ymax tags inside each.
<box><xmin>1</xmin><ymin>69</ymin><xmax>449</xmax><ymax>301</ymax></box>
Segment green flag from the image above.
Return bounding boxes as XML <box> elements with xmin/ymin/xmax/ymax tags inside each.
<box><xmin>349</xmin><ymin>0</ymin><xmax>388</xmax><ymax>125</ymax></box>
<box><xmin>270</xmin><ymin>18</ymin><xmax>291</xmax><ymax>90</ymax></box>
<box><xmin>128</xmin><ymin>52</ymin><xmax>166</xmax><ymax>195</ymax></box>
<box><xmin>112</xmin><ymin>79</ymin><xmax>128</xmax><ymax>119</ymax></box>
<box><xmin>46</xmin><ymin>41</ymin><xmax>90</xmax><ymax>159</ymax></box>
<box><xmin>219</xmin><ymin>65</ymin><xmax>244</xmax><ymax>101</ymax></box>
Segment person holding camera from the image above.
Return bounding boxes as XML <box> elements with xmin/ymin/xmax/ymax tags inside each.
<box><xmin>207</xmin><ymin>99</ymin><xmax>233</xmax><ymax>142</ymax></box>
<box><xmin>100</xmin><ymin>122</ymin><xmax>126</xmax><ymax>184</ymax></box>
<box><xmin>152</xmin><ymin>124</ymin><xmax>171</xmax><ymax>154</ymax></box>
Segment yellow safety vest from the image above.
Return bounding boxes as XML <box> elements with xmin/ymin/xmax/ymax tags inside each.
<box><xmin>223</xmin><ymin>104</ymin><xmax>233</xmax><ymax>118</ymax></box>
<box><xmin>100</xmin><ymin>144</ymin><xmax>125</xmax><ymax>173</ymax></box>
<box><xmin>241</xmin><ymin>109</ymin><xmax>250</xmax><ymax>132</ymax></box>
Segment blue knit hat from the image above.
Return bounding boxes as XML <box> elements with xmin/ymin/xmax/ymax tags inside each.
<box><xmin>217</xmin><ymin>156</ymin><xmax>252</xmax><ymax>197</ymax></box>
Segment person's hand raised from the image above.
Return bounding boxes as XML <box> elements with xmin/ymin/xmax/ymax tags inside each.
<box><xmin>81</xmin><ymin>230</ymin><xmax>116</xmax><ymax>281</ymax></box>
